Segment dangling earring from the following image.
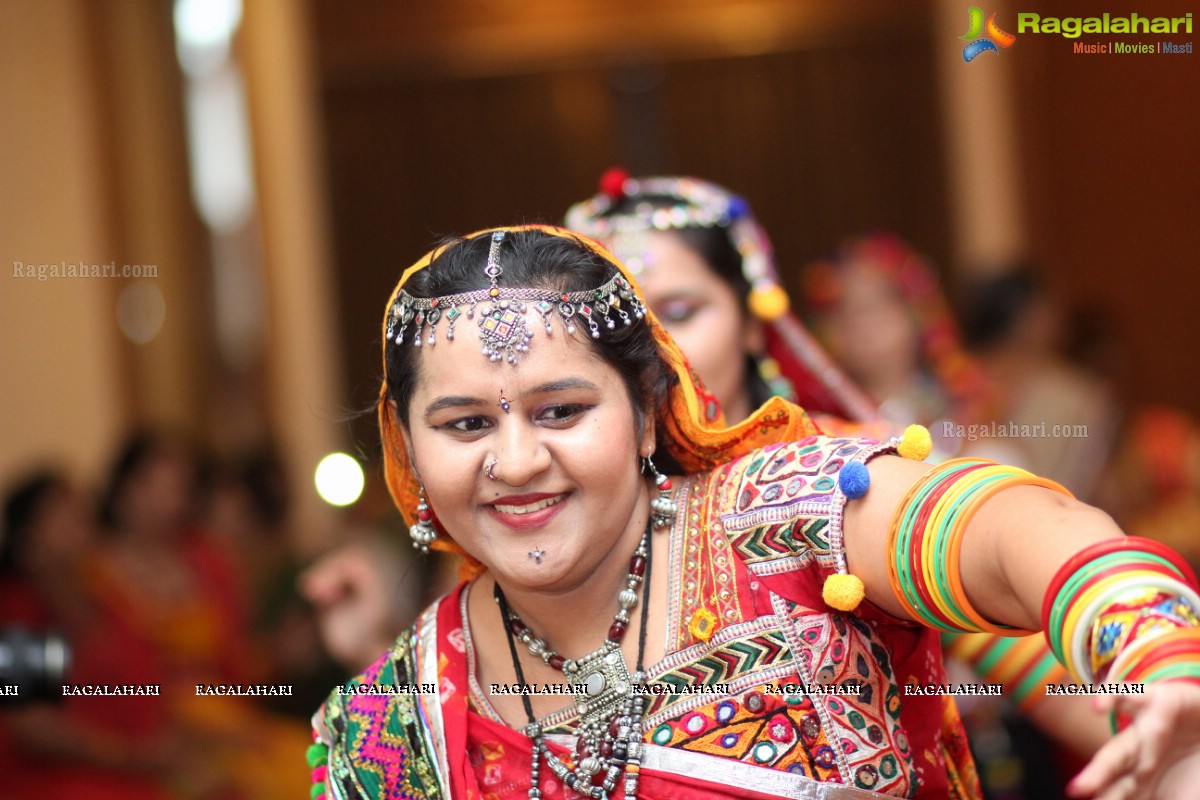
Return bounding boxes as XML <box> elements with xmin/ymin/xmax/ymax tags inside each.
<box><xmin>409</xmin><ymin>487</ymin><xmax>437</xmax><ymax>552</ymax></box>
<box><xmin>755</xmin><ymin>354</ymin><xmax>798</xmax><ymax>403</ymax></box>
<box><xmin>644</xmin><ymin>454</ymin><xmax>677</xmax><ymax>529</ymax></box>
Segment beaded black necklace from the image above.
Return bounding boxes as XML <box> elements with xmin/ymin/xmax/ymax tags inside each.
<box><xmin>495</xmin><ymin>522</ymin><xmax>653</xmax><ymax>799</ymax></box>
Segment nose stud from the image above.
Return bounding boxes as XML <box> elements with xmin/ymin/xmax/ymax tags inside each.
<box><xmin>484</xmin><ymin>457</ymin><xmax>499</xmax><ymax>481</ymax></box>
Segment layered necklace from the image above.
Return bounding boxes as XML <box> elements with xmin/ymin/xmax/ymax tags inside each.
<box><xmin>495</xmin><ymin>522</ymin><xmax>653</xmax><ymax>799</ymax></box>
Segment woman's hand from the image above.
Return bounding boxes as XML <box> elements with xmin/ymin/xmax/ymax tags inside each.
<box><xmin>1068</xmin><ymin>681</ymin><xmax>1200</xmax><ymax>799</ymax></box>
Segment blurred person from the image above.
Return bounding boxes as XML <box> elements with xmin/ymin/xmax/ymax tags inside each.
<box><xmin>1</xmin><ymin>470</ymin><xmax>174</xmax><ymax>799</ymax></box>
<box><xmin>566</xmin><ymin>171</ymin><xmax>880</xmax><ymax>431</ymax></box>
<box><xmin>961</xmin><ymin>271</ymin><xmax>1119</xmax><ymax>501</ymax></box>
<box><xmin>94</xmin><ymin>431</ymin><xmax>249</xmax><ymax>684</ymax></box>
<box><xmin>800</xmin><ymin>232</ymin><xmax>1006</xmax><ymax>464</ymax></box>
<box><xmin>1</xmin><ymin>471</ymin><xmax>95</xmax><ymax>628</ymax></box>
<box><xmin>201</xmin><ymin>447</ymin><xmax>342</xmax><ymax>718</ymax></box>
<box><xmin>568</xmin><ymin>176</ymin><xmax>1109</xmax><ymax>798</ymax></box>
<box><xmin>88</xmin><ymin>430</ymin><xmax>310</xmax><ymax>799</ymax></box>
<box><xmin>1104</xmin><ymin>407</ymin><xmax>1200</xmax><ymax>570</ymax></box>
<box><xmin>299</xmin><ymin>527</ymin><xmax>422</xmax><ymax>673</ymax></box>
<box><xmin>299</xmin><ymin>467</ymin><xmax>456</xmax><ymax>675</ymax></box>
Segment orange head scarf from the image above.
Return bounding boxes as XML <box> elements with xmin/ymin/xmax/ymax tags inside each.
<box><xmin>378</xmin><ymin>225</ymin><xmax>820</xmax><ymax>575</ymax></box>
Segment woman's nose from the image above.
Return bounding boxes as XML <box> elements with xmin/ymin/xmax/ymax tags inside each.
<box><xmin>490</xmin><ymin>421</ymin><xmax>552</xmax><ymax>487</ymax></box>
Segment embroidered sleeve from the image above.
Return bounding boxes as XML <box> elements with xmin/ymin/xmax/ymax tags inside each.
<box><xmin>718</xmin><ymin>436</ymin><xmax>894</xmax><ymax>584</ymax></box>
<box><xmin>319</xmin><ymin>630</ymin><xmax>444</xmax><ymax>800</ymax></box>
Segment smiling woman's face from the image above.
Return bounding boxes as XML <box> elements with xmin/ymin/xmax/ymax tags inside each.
<box><xmin>401</xmin><ymin>326</ymin><xmax>652</xmax><ymax>593</ymax></box>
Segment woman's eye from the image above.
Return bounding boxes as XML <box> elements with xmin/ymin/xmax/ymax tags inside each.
<box><xmin>657</xmin><ymin>302</ymin><xmax>699</xmax><ymax>324</ymax></box>
<box><xmin>447</xmin><ymin>416</ymin><xmax>491</xmax><ymax>433</ymax></box>
<box><xmin>538</xmin><ymin>404</ymin><xmax>588</xmax><ymax>424</ymax></box>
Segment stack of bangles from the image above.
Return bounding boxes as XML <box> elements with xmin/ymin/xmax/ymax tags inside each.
<box><xmin>887</xmin><ymin>458</ymin><xmax>1200</xmax><ymax>730</ymax></box>
<box><xmin>1042</xmin><ymin>536</ymin><xmax>1200</xmax><ymax>731</ymax></box>
<box><xmin>886</xmin><ymin>458</ymin><xmax>1072</xmax><ymax>635</ymax></box>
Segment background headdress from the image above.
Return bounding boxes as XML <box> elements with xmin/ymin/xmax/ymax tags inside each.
<box><xmin>801</xmin><ymin>231</ymin><xmax>994</xmax><ymax>428</ymax></box>
<box><xmin>566</xmin><ymin>170</ymin><xmax>878</xmax><ymax>424</ymax></box>
<box><xmin>378</xmin><ymin>225</ymin><xmax>821</xmax><ymax>575</ymax></box>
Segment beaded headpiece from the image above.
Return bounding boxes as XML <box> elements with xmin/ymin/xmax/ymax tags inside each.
<box><xmin>565</xmin><ymin>171</ymin><xmax>788</xmax><ymax>321</ymax></box>
<box><xmin>565</xmin><ymin>172</ymin><xmax>878</xmax><ymax>422</ymax></box>
<box><xmin>385</xmin><ymin>230</ymin><xmax>648</xmax><ymax>364</ymax></box>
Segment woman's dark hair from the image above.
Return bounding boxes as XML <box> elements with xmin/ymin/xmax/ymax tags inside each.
<box><xmin>98</xmin><ymin>430</ymin><xmax>198</xmax><ymax>531</ymax></box>
<box><xmin>962</xmin><ymin>269</ymin><xmax>1043</xmax><ymax>352</ymax></box>
<box><xmin>100</xmin><ymin>431</ymin><xmax>159</xmax><ymax>529</ymax></box>
<box><xmin>385</xmin><ymin>229</ymin><xmax>681</xmax><ymax>473</ymax></box>
<box><xmin>1</xmin><ymin>471</ymin><xmax>66</xmax><ymax>575</ymax></box>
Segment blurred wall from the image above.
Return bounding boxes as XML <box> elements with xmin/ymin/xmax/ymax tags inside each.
<box><xmin>1013</xmin><ymin>0</ymin><xmax>1200</xmax><ymax>411</ymax></box>
<box><xmin>1</xmin><ymin>1</ymin><xmax>128</xmax><ymax>486</ymax></box>
<box><xmin>1</xmin><ymin>0</ymin><xmax>343</xmax><ymax>550</ymax></box>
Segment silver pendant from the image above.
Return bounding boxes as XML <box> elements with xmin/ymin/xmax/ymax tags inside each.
<box><xmin>569</xmin><ymin>646</ymin><xmax>631</xmax><ymax>720</ymax></box>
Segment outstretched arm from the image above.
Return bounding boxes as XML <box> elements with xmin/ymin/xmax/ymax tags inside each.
<box><xmin>844</xmin><ymin>453</ymin><xmax>1119</xmax><ymax>628</ymax></box>
<box><xmin>844</xmin><ymin>453</ymin><xmax>1200</xmax><ymax>799</ymax></box>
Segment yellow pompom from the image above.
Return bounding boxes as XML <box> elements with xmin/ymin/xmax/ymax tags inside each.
<box><xmin>897</xmin><ymin>424</ymin><xmax>933</xmax><ymax>461</ymax></box>
<box><xmin>823</xmin><ymin>573</ymin><xmax>865</xmax><ymax>611</ymax></box>
<box><xmin>748</xmin><ymin>284</ymin><xmax>789</xmax><ymax>321</ymax></box>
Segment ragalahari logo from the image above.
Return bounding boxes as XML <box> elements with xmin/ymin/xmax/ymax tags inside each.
<box><xmin>961</xmin><ymin>6</ymin><xmax>1017</xmax><ymax>61</ymax></box>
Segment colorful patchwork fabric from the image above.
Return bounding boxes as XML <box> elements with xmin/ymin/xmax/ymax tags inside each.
<box><xmin>1090</xmin><ymin>588</ymin><xmax>1200</xmax><ymax>680</ymax></box>
<box><xmin>319</xmin><ymin>628</ymin><xmax>444</xmax><ymax>800</ymax></box>
<box><xmin>658</xmin><ymin>436</ymin><xmax>979</xmax><ymax>798</ymax></box>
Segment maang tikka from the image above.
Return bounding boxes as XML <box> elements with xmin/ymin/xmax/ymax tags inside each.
<box><xmin>645</xmin><ymin>455</ymin><xmax>677</xmax><ymax>528</ymax></box>
<box><xmin>385</xmin><ymin>230</ymin><xmax>648</xmax><ymax>365</ymax></box>
<box><xmin>409</xmin><ymin>487</ymin><xmax>437</xmax><ymax>552</ymax></box>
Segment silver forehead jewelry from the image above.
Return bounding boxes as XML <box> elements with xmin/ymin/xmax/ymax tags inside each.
<box><xmin>498</xmin><ymin>390</ymin><xmax>511</xmax><ymax>413</ymax></box>
<box><xmin>385</xmin><ymin>232</ymin><xmax>647</xmax><ymax>365</ymax></box>
<box><xmin>484</xmin><ymin>457</ymin><xmax>498</xmax><ymax>481</ymax></box>
<box><xmin>528</xmin><ymin>546</ymin><xmax>545</xmax><ymax>564</ymax></box>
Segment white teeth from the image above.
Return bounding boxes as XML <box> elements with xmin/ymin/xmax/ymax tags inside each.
<box><xmin>494</xmin><ymin>495</ymin><xmax>565</xmax><ymax>515</ymax></box>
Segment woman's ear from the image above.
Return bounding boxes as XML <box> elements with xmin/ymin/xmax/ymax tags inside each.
<box><xmin>742</xmin><ymin>315</ymin><xmax>766</xmax><ymax>359</ymax></box>
<box><xmin>639</xmin><ymin>410</ymin><xmax>657</xmax><ymax>460</ymax></box>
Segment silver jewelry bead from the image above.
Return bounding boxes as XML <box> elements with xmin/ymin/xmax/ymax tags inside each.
<box><xmin>618</xmin><ymin>589</ymin><xmax>638</xmax><ymax>608</ymax></box>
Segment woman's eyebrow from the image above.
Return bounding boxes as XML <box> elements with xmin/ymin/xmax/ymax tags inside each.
<box><xmin>423</xmin><ymin>395</ymin><xmax>484</xmax><ymax>418</ymax></box>
<box><xmin>525</xmin><ymin>378</ymin><xmax>600</xmax><ymax>395</ymax></box>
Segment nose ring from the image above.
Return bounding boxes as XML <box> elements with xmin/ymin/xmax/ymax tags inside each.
<box><xmin>484</xmin><ymin>457</ymin><xmax>498</xmax><ymax>481</ymax></box>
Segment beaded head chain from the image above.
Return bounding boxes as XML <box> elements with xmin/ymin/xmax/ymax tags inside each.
<box><xmin>385</xmin><ymin>230</ymin><xmax>648</xmax><ymax>365</ymax></box>
<box><xmin>565</xmin><ymin>171</ymin><xmax>789</xmax><ymax>322</ymax></box>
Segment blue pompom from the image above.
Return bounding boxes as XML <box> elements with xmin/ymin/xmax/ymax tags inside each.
<box><xmin>727</xmin><ymin>196</ymin><xmax>749</xmax><ymax>220</ymax></box>
<box><xmin>839</xmin><ymin>461</ymin><xmax>870</xmax><ymax>499</ymax></box>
